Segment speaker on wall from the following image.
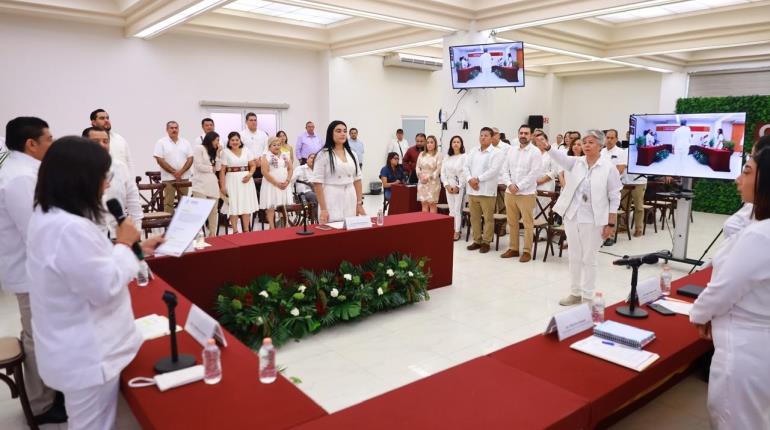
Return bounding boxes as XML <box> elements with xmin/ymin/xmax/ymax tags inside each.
<box><xmin>528</xmin><ymin>115</ymin><xmax>544</xmax><ymax>130</ymax></box>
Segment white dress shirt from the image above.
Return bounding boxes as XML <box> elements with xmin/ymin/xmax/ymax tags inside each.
<box><xmin>102</xmin><ymin>160</ymin><xmax>142</xmax><ymax>236</ymax></box>
<box><xmin>153</xmin><ymin>136</ymin><xmax>193</xmax><ymax>181</ymax></box>
<box><xmin>501</xmin><ymin>143</ymin><xmax>542</xmax><ymax>195</ymax></box>
<box><xmin>191</xmin><ymin>144</ymin><xmax>221</xmax><ymax>198</ymax></box>
<box><xmin>462</xmin><ymin>145</ymin><xmax>506</xmax><ymax>197</ymax></box>
<box><xmin>440</xmin><ymin>153</ymin><xmax>466</xmax><ymax>188</ymax></box>
<box><xmin>389</xmin><ymin>139</ymin><xmax>410</xmax><ymax>159</ymax></box>
<box><xmin>646</xmin><ymin>133</ymin><xmax>655</xmax><ymax>146</ymax></box>
<box><xmin>348</xmin><ymin>139</ymin><xmax>364</xmax><ymax>166</ymax></box>
<box><xmin>291</xmin><ymin>164</ymin><xmax>314</xmax><ymax>194</ymax></box>
<box><xmin>537</xmin><ymin>150</ymin><xmax>558</xmax><ymax>192</ymax></box>
<box><xmin>109</xmin><ymin>131</ymin><xmax>133</xmax><ymax>175</ymax></box>
<box><xmin>26</xmin><ymin>207</ymin><xmax>142</xmax><ymax>391</ymax></box>
<box><xmin>0</xmin><ymin>151</ymin><xmax>39</xmax><ymax>294</ymax></box>
<box><xmin>724</xmin><ymin>203</ymin><xmax>754</xmax><ymax>240</ymax></box>
<box><xmin>241</xmin><ymin>128</ymin><xmax>268</xmax><ymax>160</ymax></box>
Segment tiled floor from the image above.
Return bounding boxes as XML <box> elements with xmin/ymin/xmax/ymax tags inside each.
<box><xmin>0</xmin><ymin>195</ymin><xmax>719</xmax><ymax>428</ymax></box>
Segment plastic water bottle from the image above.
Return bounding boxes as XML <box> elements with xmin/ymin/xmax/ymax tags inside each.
<box><xmin>591</xmin><ymin>292</ymin><xmax>605</xmax><ymax>324</ymax></box>
<box><xmin>202</xmin><ymin>339</ymin><xmax>222</xmax><ymax>384</ymax></box>
<box><xmin>259</xmin><ymin>338</ymin><xmax>277</xmax><ymax>384</ymax></box>
<box><xmin>376</xmin><ymin>209</ymin><xmax>384</xmax><ymax>226</ymax></box>
<box><xmin>136</xmin><ymin>260</ymin><xmax>150</xmax><ymax>287</ymax></box>
<box><xmin>660</xmin><ymin>265</ymin><xmax>672</xmax><ymax>296</ymax></box>
<box><xmin>194</xmin><ymin>229</ymin><xmax>206</xmax><ymax>249</ymax></box>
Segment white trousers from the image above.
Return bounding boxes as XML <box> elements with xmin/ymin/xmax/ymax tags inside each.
<box><xmin>64</xmin><ymin>376</ymin><xmax>120</xmax><ymax>430</ymax></box>
<box><xmin>445</xmin><ymin>186</ymin><xmax>465</xmax><ymax>232</ymax></box>
<box><xmin>323</xmin><ymin>183</ymin><xmax>357</xmax><ymax>222</ymax></box>
<box><xmin>564</xmin><ymin>222</ymin><xmax>604</xmax><ymax>300</ymax></box>
<box><xmin>708</xmin><ymin>316</ymin><xmax>770</xmax><ymax>429</ymax></box>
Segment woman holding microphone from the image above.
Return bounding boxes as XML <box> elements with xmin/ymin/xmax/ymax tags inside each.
<box><xmin>26</xmin><ymin>137</ymin><xmax>164</xmax><ymax>429</ymax></box>
<box><xmin>312</xmin><ymin>120</ymin><xmax>365</xmax><ymax>223</ymax></box>
<box><xmin>544</xmin><ymin>129</ymin><xmax>622</xmax><ymax>306</ymax></box>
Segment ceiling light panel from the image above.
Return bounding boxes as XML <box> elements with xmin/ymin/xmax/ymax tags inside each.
<box><xmin>223</xmin><ymin>0</ymin><xmax>351</xmax><ymax>25</ymax></box>
<box><xmin>595</xmin><ymin>0</ymin><xmax>751</xmax><ymax>23</ymax></box>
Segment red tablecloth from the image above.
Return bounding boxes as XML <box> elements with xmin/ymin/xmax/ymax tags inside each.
<box><xmin>387</xmin><ymin>184</ymin><xmax>419</xmax><ymax>215</ymax></box>
<box><xmin>122</xmin><ymin>277</ymin><xmax>327</xmax><ymax>430</ymax></box>
<box><xmin>689</xmin><ymin>145</ymin><xmax>732</xmax><ymax>172</ymax></box>
<box><xmin>148</xmin><ymin>213</ymin><xmax>453</xmax><ymax>315</ymax></box>
<box><xmin>636</xmin><ymin>144</ymin><xmax>673</xmax><ymax>166</ymax></box>
<box><xmin>488</xmin><ymin>268</ymin><xmax>713</xmax><ymax>428</ymax></box>
<box><xmin>292</xmin><ymin>357</ymin><xmax>590</xmax><ymax>430</ymax></box>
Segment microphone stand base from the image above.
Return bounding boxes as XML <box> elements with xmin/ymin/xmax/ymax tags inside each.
<box><xmin>154</xmin><ymin>354</ymin><xmax>196</xmax><ymax>374</ymax></box>
<box><xmin>615</xmin><ymin>306</ymin><xmax>649</xmax><ymax>319</ymax></box>
<box><xmin>296</xmin><ymin>229</ymin><xmax>314</xmax><ymax>236</ymax></box>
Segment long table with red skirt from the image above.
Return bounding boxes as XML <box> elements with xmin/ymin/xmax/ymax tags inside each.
<box><xmin>488</xmin><ymin>268</ymin><xmax>713</xmax><ymax>428</ymax></box>
<box><xmin>688</xmin><ymin>145</ymin><xmax>732</xmax><ymax>172</ymax></box>
<box><xmin>636</xmin><ymin>144</ymin><xmax>673</xmax><ymax>166</ymax></box>
<box><xmin>387</xmin><ymin>184</ymin><xmax>447</xmax><ymax>215</ymax></box>
<box><xmin>147</xmin><ymin>213</ymin><xmax>454</xmax><ymax>315</ymax></box>
<box><xmin>122</xmin><ymin>277</ymin><xmax>327</xmax><ymax>429</ymax></box>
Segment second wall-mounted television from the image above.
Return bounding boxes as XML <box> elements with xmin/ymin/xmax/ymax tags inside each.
<box><xmin>449</xmin><ymin>41</ymin><xmax>525</xmax><ymax>89</ymax></box>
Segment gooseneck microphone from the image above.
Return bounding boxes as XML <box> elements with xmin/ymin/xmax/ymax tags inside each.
<box><xmin>613</xmin><ymin>253</ymin><xmax>659</xmax><ymax>267</ymax></box>
<box><xmin>106</xmin><ymin>198</ymin><xmax>144</xmax><ymax>260</ymax></box>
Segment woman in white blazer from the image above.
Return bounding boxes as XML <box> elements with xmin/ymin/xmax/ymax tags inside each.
<box><xmin>26</xmin><ymin>137</ymin><xmax>164</xmax><ymax>430</ymax></box>
<box><xmin>545</xmin><ymin>129</ymin><xmax>622</xmax><ymax>306</ymax></box>
<box><xmin>690</xmin><ymin>147</ymin><xmax>770</xmax><ymax>429</ymax></box>
<box><xmin>312</xmin><ymin>120</ymin><xmax>365</xmax><ymax>223</ymax></box>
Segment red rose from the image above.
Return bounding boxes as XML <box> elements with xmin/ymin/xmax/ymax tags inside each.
<box><xmin>315</xmin><ymin>301</ymin><xmax>327</xmax><ymax>316</ymax></box>
<box><xmin>363</xmin><ymin>271</ymin><xmax>374</xmax><ymax>281</ymax></box>
<box><xmin>244</xmin><ymin>292</ymin><xmax>254</xmax><ymax>307</ymax></box>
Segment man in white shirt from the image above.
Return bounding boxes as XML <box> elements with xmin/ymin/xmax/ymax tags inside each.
<box><xmin>194</xmin><ymin>118</ymin><xmax>215</xmax><ymax>145</ymax></box>
<box><xmin>83</xmin><ymin>127</ymin><xmax>143</xmax><ymax>236</ymax></box>
<box><xmin>388</xmin><ymin>129</ymin><xmax>410</xmax><ymax>159</ymax></box>
<box><xmin>348</xmin><ymin>128</ymin><xmax>364</xmax><ymax>169</ymax></box>
<box><xmin>602</xmin><ymin>129</ymin><xmax>646</xmax><ymax>237</ymax></box>
<box><xmin>480</xmin><ymin>48</ymin><xmax>492</xmax><ymax>75</ymax></box>
<box><xmin>500</xmin><ymin>125</ymin><xmax>542</xmax><ymax>262</ymax></box>
<box><xmin>90</xmin><ymin>108</ymin><xmax>134</xmax><ymax>175</ymax></box>
<box><xmin>0</xmin><ymin>117</ymin><xmax>64</xmax><ymax>424</ymax></box>
<box><xmin>241</xmin><ymin>112</ymin><xmax>268</xmax><ymax>166</ymax></box>
<box><xmin>153</xmin><ymin>121</ymin><xmax>193</xmax><ymax>214</ymax></box>
<box><xmin>491</xmin><ymin>127</ymin><xmax>512</xmax><ymax>213</ymax></box>
<box><xmin>463</xmin><ymin>127</ymin><xmax>506</xmax><ymax>253</ymax></box>
<box><xmin>673</xmin><ymin>120</ymin><xmax>692</xmax><ymax>162</ymax></box>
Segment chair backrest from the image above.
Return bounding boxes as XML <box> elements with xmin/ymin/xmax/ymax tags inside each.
<box><xmin>137</xmin><ymin>182</ymin><xmax>166</xmax><ymax>213</ymax></box>
<box><xmin>276</xmin><ymin>203</ymin><xmax>318</xmax><ymax>227</ymax></box>
<box><xmin>536</xmin><ymin>190</ymin><xmax>559</xmax><ymax>223</ymax></box>
<box><xmin>145</xmin><ymin>171</ymin><xmax>162</xmax><ymax>184</ymax></box>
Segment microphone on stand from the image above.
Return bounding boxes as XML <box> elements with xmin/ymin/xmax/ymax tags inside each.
<box><xmin>154</xmin><ymin>291</ymin><xmax>196</xmax><ymax>373</ymax></box>
<box><xmin>613</xmin><ymin>253</ymin><xmax>659</xmax><ymax>267</ymax></box>
<box><xmin>296</xmin><ymin>193</ymin><xmax>313</xmax><ymax>236</ymax></box>
<box><xmin>614</xmin><ymin>253</ymin><xmax>660</xmax><ymax>319</ymax></box>
<box><xmin>106</xmin><ymin>198</ymin><xmax>144</xmax><ymax>260</ymax></box>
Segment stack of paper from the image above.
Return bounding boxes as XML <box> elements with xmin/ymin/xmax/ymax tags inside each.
<box><xmin>135</xmin><ymin>314</ymin><xmax>183</xmax><ymax>341</ymax></box>
<box><xmin>653</xmin><ymin>298</ymin><xmax>693</xmax><ymax>316</ymax></box>
<box><xmin>571</xmin><ymin>336</ymin><xmax>660</xmax><ymax>372</ymax></box>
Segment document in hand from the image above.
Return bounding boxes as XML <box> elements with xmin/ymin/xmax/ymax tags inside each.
<box><xmin>571</xmin><ymin>336</ymin><xmax>660</xmax><ymax>372</ymax></box>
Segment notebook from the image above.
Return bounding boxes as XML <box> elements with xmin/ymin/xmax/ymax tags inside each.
<box><xmin>571</xmin><ymin>336</ymin><xmax>660</xmax><ymax>372</ymax></box>
<box><xmin>677</xmin><ymin>284</ymin><xmax>705</xmax><ymax>299</ymax></box>
<box><xmin>593</xmin><ymin>320</ymin><xmax>655</xmax><ymax>350</ymax></box>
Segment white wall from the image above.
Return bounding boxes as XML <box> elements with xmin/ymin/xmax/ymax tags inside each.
<box><xmin>0</xmin><ymin>14</ymin><xmax>326</xmax><ymax>177</ymax></box>
<box><xmin>559</xmin><ymin>71</ymin><xmax>663</xmax><ymax>137</ymax></box>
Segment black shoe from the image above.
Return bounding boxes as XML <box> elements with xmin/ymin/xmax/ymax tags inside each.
<box><xmin>603</xmin><ymin>239</ymin><xmax>615</xmax><ymax>246</ymax></box>
<box><xmin>34</xmin><ymin>400</ymin><xmax>68</xmax><ymax>425</ymax></box>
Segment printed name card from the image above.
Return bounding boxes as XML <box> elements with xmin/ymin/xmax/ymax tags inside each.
<box><xmin>344</xmin><ymin>215</ymin><xmax>373</xmax><ymax>230</ymax></box>
<box><xmin>185</xmin><ymin>304</ymin><xmax>227</xmax><ymax>348</ymax></box>
<box><xmin>544</xmin><ymin>303</ymin><xmax>593</xmax><ymax>341</ymax></box>
<box><xmin>636</xmin><ymin>277</ymin><xmax>662</xmax><ymax>306</ymax></box>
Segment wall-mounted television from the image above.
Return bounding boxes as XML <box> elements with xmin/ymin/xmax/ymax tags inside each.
<box><xmin>448</xmin><ymin>41</ymin><xmax>525</xmax><ymax>89</ymax></box>
<box><xmin>627</xmin><ymin>112</ymin><xmax>746</xmax><ymax>180</ymax></box>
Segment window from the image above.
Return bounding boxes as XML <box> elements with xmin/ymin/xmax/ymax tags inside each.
<box><xmin>207</xmin><ymin>108</ymin><xmax>281</xmax><ymax>139</ymax></box>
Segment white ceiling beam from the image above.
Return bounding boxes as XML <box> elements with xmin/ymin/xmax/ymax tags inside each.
<box><xmin>605</xmin><ymin>27</ymin><xmax>770</xmax><ymax>59</ymax></box>
<box><xmin>183</xmin><ymin>11</ymin><xmax>329</xmax><ymax>48</ymax></box>
<box><xmin>273</xmin><ymin>0</ymin><xmax>470</xmax><ymax>31</ymax></box>
<box><xmin>0</xmin><ymin>0</ymin><xmax>122</xmax><ymax>25</ymax></box>
<box><xmin>328</xmin><ymin>19</ymin><xmax>407</xmax><ymax>45</ymax></box>
<box><xmin>330</xmin><ymin>28</ymin><xmax>447</xmax><ymax>57</ymax></box>
<box><xmin>125</xmin><ymin>0</ymin><xmax>234</xmax><ymax>39</ymax></box>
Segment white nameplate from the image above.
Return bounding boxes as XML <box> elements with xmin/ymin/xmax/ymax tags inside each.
<box><xmin>636</xmin><ymin>277</ymin><xmax>662</xmax><ymax>306</ymax></box>
<box><xmin>344</xmin><ymin>215</ymin><xmax>372</xmax><ymax>230</ymax></box>
<box><xmin>185</xmin><ymin>304</ymin><xmax>227</xmax><ymax>348</ymax></box>
<box><xmin>544</xmin><ymin>303</ymin><xmax>593</xmax><ymax>342</ymax></box>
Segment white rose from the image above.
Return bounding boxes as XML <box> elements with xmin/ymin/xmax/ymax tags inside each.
<box><xmin>386</xmin><ymin>269</ymin><xmax>395</xmax><ymax>277</ymax></box>
<box><xmin>377</xmin><ymin>287</ymin><xmax>384</xmax><ymax>296</ymax></box>
<box><xmin>259</xmin><ymin>290</ymin><xmax>269</xmax><ymax>298</ymax></box>
<box><xmin>330</xmin><ymin>288</ymin><xmax>339</xmax><ymax>298</ymax></box>
<box><xmin>256</xmin><ymin>317</ymin><xmax>264</xmax><ymax>324</ymax></box>
<box><xmin>298</xmin><ymin>285</ymin><xmax>307</xmax><ymax>293</ymax></box>
<box><xmin>408</xmin><ymin>271</ymin><xmax>414</xmax><ymax>277</ymax></box>
<box><xmin>343</xmin><ymin>273</ymin><xmax>352</xmax><ymax>281</ymax></box>
<box><xmin>290</xmin><ymin>308</ymin><xmax>300</xmax><ymax>317</ymax></box>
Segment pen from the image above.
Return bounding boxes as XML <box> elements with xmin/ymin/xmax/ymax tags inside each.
<box><xmin>602</xmin><ymin>340</ymin><xmax>615</xmax><ymax>346</ymax></box>
<box><xmin>662</xmin><ymin>296</ymin><xmax>691</xmax><ymax>304</ymax></box>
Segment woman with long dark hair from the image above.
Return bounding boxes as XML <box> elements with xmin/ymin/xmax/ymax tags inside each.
<box><xmin>219</xmin><ymin>131</ymin><xmax>259</xmax><ymax>232</ymax></box>
<box><xmin>312</xmin><ymin>120</ymin><xmax>364</xmax><ymax>223</ymax></box>
<box><xmin>276</xmin><ymin>130</ymin><xmax>295</xmax><ymax>166</ymax></box>
<box><xmin>192</xmin><ymin>131</ymin><xmax>222</xmax><ymax>236</ymax></box>
<box><xmin>379</xmin><ymin>151</ymin><xmax>406</xmax><ymax>203</ymax></box>
<box><xmin>27</xmin><ymin>136</ymin><xmax>164</xmax><ymax>429</ymax></box>
<box><xmin>441</xmin><ymin>135</ymin><xmax>466</xmax><ymax>240</ymax></box>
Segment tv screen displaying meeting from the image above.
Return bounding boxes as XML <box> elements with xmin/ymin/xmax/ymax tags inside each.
<box><xmin>627</xmin><ymin>112</ymin><xmax>747</xmax><ymax>180</ymax></box>
<box><xmin>448</xmin><ymin>41</ymin><xmax>525</xmax><ymax>89</ymax></box>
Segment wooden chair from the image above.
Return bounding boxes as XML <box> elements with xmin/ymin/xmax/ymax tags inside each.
<box><xmin>0</xmin><ymin>337</ymin><xmax>37</xmax><ymax>430</ymax></box>
<box><xmin>145</xmin><ymin>171</ymin><xmax>162</xmax><ymax>184</ymax></box>
<box><xmin>614</xmin><ymin>185</ymin><xmax>634</xmax><ymax>242</ymax></box>
<box><xmin>135</xmin><ymin>178</ymin><xmax>172</xmax><ymax>238</ymax></box>
<box><xmin>275</xmin><ymin>203</ymin><xmax>318</xmax><ymax>228</ymax></box>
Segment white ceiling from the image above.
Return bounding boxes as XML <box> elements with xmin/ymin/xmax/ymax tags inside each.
<box><xmin>2</xmin><ymin>0</ymin><xmax>770</xmax><ymax>76</ymax></box>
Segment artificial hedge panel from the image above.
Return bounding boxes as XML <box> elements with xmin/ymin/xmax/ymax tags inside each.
<box><xmin>676</xmin><ymin>95</ymin><xmax>770</xmax><ymax>214</ymax></box>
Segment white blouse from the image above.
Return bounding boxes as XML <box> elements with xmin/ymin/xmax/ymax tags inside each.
<box><xmin>26</xmin><ymin>207</ymin><xmax>142</xmax><ymax>391</ymax></box>
<box><xmin>191</xmin><ymin>144</ymin><xmax>221</xmax><ymax>198</ymax></box>
<box><xmin>311</xmin><ymin>149</ymin><xmax>362</xmax><ymax>186</ymax></box>
<box><xmin>441</xmin><ymin>153</ymin><xmax>466</xmax><ymax>188</ymax></box>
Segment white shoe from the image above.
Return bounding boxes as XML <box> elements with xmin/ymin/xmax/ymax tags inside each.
<box><xmin>558</xmin><ymin>295</ymin><xmax>583</xmax><ymax>306</ymax></box>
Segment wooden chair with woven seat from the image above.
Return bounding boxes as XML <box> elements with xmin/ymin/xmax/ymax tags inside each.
<box><xmin>632</xmin><ymin>203</ymin><xmax>658</xmax><ymax>235</ymax></box>
<box><xmin>135</xmin><ymin>178</ymin><xmax>172</xmax><ymax>238</ymax></box>
<box><xmin>492</xmin><ymin>212</ymin><xmax>508</xmax><ymax>251</ymax></box>
<box><xmin>0</xmin><ymin>337</ymin><xmax>37</xmax><ymax>430</ymax></box>
<box><xmin>275</xmin><ymin>203</ymin><xmax>318</xmax><ymax>228</ymax></box>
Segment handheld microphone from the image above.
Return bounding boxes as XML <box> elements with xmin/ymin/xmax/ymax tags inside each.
<box><xmin>106</xmin><ymin>198</ymin><xmax>145</xmax><ymax>260</ymax></box>
<box><xmin>612</xmin><ymin>253</ymin><xmax>659</xmax><ymax>267</ymax></box>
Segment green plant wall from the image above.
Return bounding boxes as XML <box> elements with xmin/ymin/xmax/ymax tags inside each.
<box><xmin>676</xmin><ymin>95</ymin><xmax>770</xmax><ymax>214</ymax></box>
